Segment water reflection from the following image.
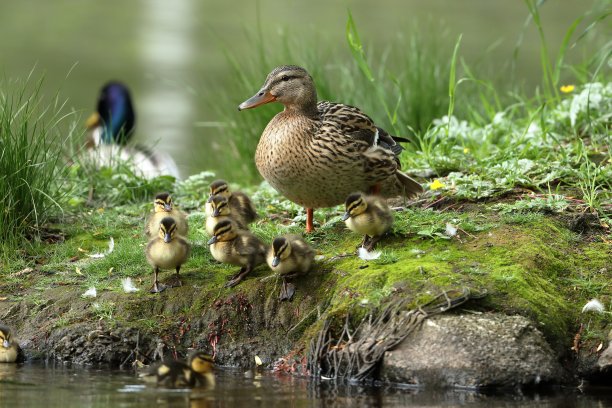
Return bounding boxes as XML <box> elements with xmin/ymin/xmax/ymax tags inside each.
<box><xmin>0</xmin><ymin>363</ymin><xmax>610</xmax><ymax>408</ymax></box>
<box><xmin>139</xmin><ymin>0</ymin><xmax>196</xmax><ymax>179</ymax></box>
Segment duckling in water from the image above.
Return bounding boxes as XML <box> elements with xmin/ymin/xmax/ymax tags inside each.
<box><xmin>0</xmin><ymin>325</ymin><xmax>18</xmax><ymax>363</ymax></box>
<box><xmin>207</xmin><ymin>220</ymin><xmax>267</xmax><ymax>288</ymax></box>
<box><xmin>146</xmin><ymin>217</ymin><xmax>190</xmax><ymax>293</ymax></box>
<box><xmin>144</xmin><ymin>351</ymin><xmax>215</xmax><ymax>388</ymax></box>
<box><xmin>342</xmin><ymin>192</ymin><xmax>394</xmax><ymax>251</ymax></box>
<box><xmin>83</xmin><ymin>81</ymin><xmax>180</xmax><ymax>180</ymax></box>
<box><xmin>206</xmin><ymin>180</ymin><xmax>257</xmax><ymax>226</ymax></box>
<box><xmin>205</xmin><ymin>195</ymin><xmax>250</xmax><ymax>236</ymax></box>
<box><xmin>145</xmin><ymin>192</ymin><xmax>188</xmax><ymax>238</ymax></box>
<box><xmin>267</xmin><ymin>235</ymin><xmax>315</xmax><ymax>301</ymax></box>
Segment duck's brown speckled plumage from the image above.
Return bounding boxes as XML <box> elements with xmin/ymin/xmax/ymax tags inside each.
<box><xmin>241</xmin><ymin>65</ymin><xmax>422</xmax><ymax>209</ymax></box>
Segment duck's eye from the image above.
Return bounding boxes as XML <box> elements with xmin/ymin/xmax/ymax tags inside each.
<box><xmin>281</xmin><ymin>75</ymin><xmax>290</xmax><ymax>82</ymax></box>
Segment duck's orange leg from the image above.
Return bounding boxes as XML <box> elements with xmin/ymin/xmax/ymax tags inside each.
<box><xmin>306</xmin><ymin>208</ymin><xmax>314</xmax><ymax>233</ymax></box>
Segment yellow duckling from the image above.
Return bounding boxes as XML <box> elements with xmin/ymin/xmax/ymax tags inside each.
<box><xmin>0</xmin><ymin>325</ymin><xmax>18</xmax><ymax>363</ymax></box>
<box><xmin>205</xmin><ymin>195</ymin><xmax>250</xmax><ymax>236</ymax></box>
<box><xmin>342</xmin><ymin>192</ymin><xmax>394</xmax><ymax>251</ymax></box>
<box><xmin>207</xmin><ymin>220</ymin><xmax>267</xmax><ymax>288</ymax></box>
<box><xmin>238</xmin><ymin>65</ymin><xmax>422</xmax><ymax>232</ymax></box>
<box><xmin>206</xmin><ymin>180</ymin><xmax>257</xmax><ymax>226</ymax></box>
<box><xmin>267</xmin><ymin>235</ymin><xmax>315</xmax><ymax>301</ymax></box>
<box><xmin>144</xmin><ymin>351</ymin><xmax>215</xmax><ymax>388</ymax></box>
<box><xmin>145</xmin><ymin>192</ymin><xmax>188</xmax><ymax>238</ymax></box>
<box><xmin>146</xmin><ymin>217</ymin><xmax>190</xmax><ymax>293</ymax></box>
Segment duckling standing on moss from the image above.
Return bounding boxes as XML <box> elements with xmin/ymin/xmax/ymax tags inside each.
<box><xmin>267</xmin><ymin>235</ymin><xmax>315</xmax><ymax>301</ymax></box>
<box><xmin>143</xmin><ymin>351</ymin><xmax>215</xmax><ymax>388</ymax></box>
<box><xmin>205</xmin><ymin>195</ymin><xmax>251</xmax><ymax>236</ymax></box>
<box><xmin>207</xmin><ymin>220</ymin><xmax>267</xmax><ymax>288</ymax></box>
<box><xmin>206</xmin><ymin>180</ymin><xmax>257</xmax><ymax>226</ymax></box>
<box><xmin>83</xmin><ymin>81</ymin><xmax>180</xmax><ymax>179</ymax></box>
<box><xmin>145</xmin><ymin>192</ymin><xmax>188</xmax><ymax>238</ymax></box>
<box><xmin>342</xmin><ymin>193</ymin><xmax>394</xmax><ymax>251</ymax></box>
<box><xmin>146</xmin><ymin>217</ymin><xmax>190</xmax><ymax>293</ymax></box>
<box><xmin>0</xmin><ymin>325</ymin><xmax>18</xmax><ymax>363</ymax></box>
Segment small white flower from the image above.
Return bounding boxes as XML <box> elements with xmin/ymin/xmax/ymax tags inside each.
<box><xmin>89</xmin><ymin>237</ymin><xmax>115</xmax><ymax>259</ymax></box>
<box><xmin>122</xmin><ymin>278</ymin><xmax>140</xmax><ymax>293</ymax></box>
<box><xmin>581</xmin><ymin>299</ymin><xmax>604</xmax><ymax>313</ymax></box>
<box><xmin>82</xmin><ymin>287</ymin><xmax>97</xmax><ymax>298</ymax></box>
<box><xmin>445</xmin><ymin>223</ymin><xmax>458</xmax><ymax>237</ymax></box>
<box><xmin>358</xmin><ymin>247</ymin><xmax>381</xmax><ymax>261</ymax></box>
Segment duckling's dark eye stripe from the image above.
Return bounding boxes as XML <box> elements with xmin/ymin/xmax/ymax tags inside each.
<box><xmin>155</xmin><ymin>199</ymin><xmax>165</xmax><ymax>206</ymax></box>
<box><xmin>213</xmin><ymin>186</ymin><xmax>228</xmax><ymax>195</ymax></box>
<box><xmin>165</xmin><ymin>197</ymin><xmax>172</xmax><ymax>204</ymax></box>
<box><xmin>347</xmin><ymin>200</ymin><xmax>362</xmax><ymax>212</ymax></box>
<box><xmin>215</xmin><ymin>225</ymin><xmax>232</xmax><ymax>236</ymax></box>
<box><xmin>276</xmin><ymin>243</ymin><xmax>288</xmax><ymax>256</ymax></box>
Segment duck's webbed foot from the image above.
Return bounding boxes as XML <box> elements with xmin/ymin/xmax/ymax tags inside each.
<box><xmin>364</xmin><ymin>235</ymin><xmax>381</xmax><ymax>252</ymax></box>
<box><xmin>225</xmin><ymin>265</ymin><xmax>252</xmax><ymax>288</ymax></box>
<box><xmin>279</xmin><ymin>280</ymin><xmax>296</xmax><ymax>301</ymax></box>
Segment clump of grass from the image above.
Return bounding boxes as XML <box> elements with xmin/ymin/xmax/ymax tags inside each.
<box><xmin>0</xmin><ymin>75</ymin><xmax>72</xmax><ymax>247</ymax></box>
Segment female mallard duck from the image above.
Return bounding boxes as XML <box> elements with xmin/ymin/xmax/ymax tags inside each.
<box><xmin>205</xmin><ymin>195</ymin><xmax>250</xmax><ymax>236</ymax></box>
<box><xmin>83</xmin><ymin>81</ymin><xmax>180</xmax><ymax>180</ymax></box>
<box><xmin>0</xmin><ymin>325</ymin><xmax>18</xmax><ymax>363</ymax></box>
<box><xmin>342</xmin><ymin>192</ymin><xmax>394</xmax><ymax>251</ymax></box>
<box><xmin>144</xmin><ymin>351</ymin><xmax>215</xmax><ymax>388</ymax></box>
<box><xmin>207</xmin><ymin>220</ymin><xmax>267</xmax><ymax>288</ymax></box>
<box><xmin>238</xmin><ymin>65</ymin><xmax>422</xmax><ymax>232</ymax></box>
<box><xmin>145</xmin><ymin>192</ymin><xmax>188</xmax><ymax>238</ymax></box>
<box><xmin>267</xmin><ymin>235</ymin><xmax>315</xmax><ymax>301</ymax></box>
<box><xmin>146</xmin><ymin>217</ymin><xmax>190</xmax><ymax>293</ymax></box>
<box><xmin>206</xmin><ymin>180</ymin><xmax>257</xmax><ymax>225</ymax></box>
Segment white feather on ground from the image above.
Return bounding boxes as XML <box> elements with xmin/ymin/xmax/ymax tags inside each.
<box><xmin>82</xmin><ymin>287</ymin><xmax>97</xmax><ymax>298</ymax></box>
<box><xmin>358</xmin><ymin>247</ymin><xmax>382</xmax><ymax>261</ymax></box>
<box><xmin>581</xmin><ymin>299</ymin><xmax>604</xmax><ymax>313</ymax></box>
<box><xmin>122</xmin><ymin>278</ymin><xmax>140</xmax><ymax>293</ymax></box>
<box><xmin>89</xmin><ymin>237</ymin><xmax>115</xmax><ymax>259</ymax></box>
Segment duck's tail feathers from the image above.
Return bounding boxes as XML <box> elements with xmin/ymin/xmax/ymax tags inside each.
<box><xmin>396</xmin><ymin>171</ymin><xmax>423</xmax><ymax>197</ymax></box>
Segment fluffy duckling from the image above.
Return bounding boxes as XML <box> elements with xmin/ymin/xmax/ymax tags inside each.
<box><xmin>267</xmin><ymin>235</ymin><xmax>315</xmax><ymax>301</ymax></box>
<box><xmin>144</xmin><ymin>351</ymin><xmax>215</xmax><ymax>388</ymax></box>
<box><xmin>146</xmin><ymin>217</ymin><xmax>190</xmax><ymax>293</ymax></box>
<box><xmin>207</xmin><ymin>220</ymin><xmax>267</xmax><ymax>288</ymax></box>
<box><xmin>342</xmin><ymin>193</ymin><xmax>394</xmax><ymax>251</ymax></box>
<box><xmin>145</xmin><ymin>192</ymin><xmax>188</xmax><ymax>238</ymax></box>
<box><xmin>205</xmin><ymin>195</ymin><xmax>250</xmax><ymax>236</ymax></box>
<box><xmin>83</xmin><ymin>81</ymin><xmax>180</xmax><ymax>180</ymax></box>
<box><xmin>206</xmin><ymin>180</ymin><xmax>257</xmax><ymax>226</ymax></box>
<box><xmin>0</xmin><ymin>326</ymin><xmax>18</xmax><ymax>363</ymax></box>
<box><xmin>0</xmin><ymin>325</ymin><xmax>18</xmax><ymax>363</ymax></box>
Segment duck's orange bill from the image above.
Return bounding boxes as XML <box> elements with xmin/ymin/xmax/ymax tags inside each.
<box><xmin>238</xmin><ymin>91</ymin><xmax>276</xmax><ymax>111</ymax></box>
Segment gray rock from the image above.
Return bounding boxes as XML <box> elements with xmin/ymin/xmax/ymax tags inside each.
<box><xmin>596</xmin><ymin>329</ymin><xmax>612</xmax><ymax>371</ymax></box>
<box><xmin>381</xmin><ymin>313</ymin><xmax>564</xmax><ymax>389</ymax></box>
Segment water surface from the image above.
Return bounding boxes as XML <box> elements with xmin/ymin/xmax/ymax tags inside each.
<box><xmin>0</xmin><ymin>363</ymin><xmax>609</xmax><ymax>408</ymax></box>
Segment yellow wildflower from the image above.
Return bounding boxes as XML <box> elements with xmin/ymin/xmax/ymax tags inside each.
<box><xmin>560</xmin><ymin>84</ymin><xmax>575</xmax><ymax>93</ymax></box>
<box><xmin>463</xmin><ymin>147</ymin><xmax>470</xmax><ymax>154</ymax></box>
<box><xmin>429</xmin><ymin>179</ymin><xmax>445</xmax><ymax>190</ymax></box>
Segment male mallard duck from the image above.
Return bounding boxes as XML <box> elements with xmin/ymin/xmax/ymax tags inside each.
<box><xmin>144</xmin><ymin>351</ymin><xmax>215</xmax><ymax>388</ymax></box>
<box><xmin>343</xmin><ymin>192</ymin><xmax>394</xmax><ymax>251</ymax></box>
<box><xmin>238</xmin><ymin>65</ymin><xmax>422</xmax><ymax>232</ymax></box>
<box><xmin>146</xmin><ymin>217</ymin><xmax>190</xmax><ymax>293</ymax></box>
<box><xmin>0</xmin><ymin>325</ymin><xmax>18</xmax><ymax>363</ymax></box>
<box><xmin>145</xmin><ymin>192</ymin><xmax>188</xmax><ymax>238</ymax></box>
<box><xmin>205</xmin><ymin>195</ymin><xmax>251</xmax><ymax>236</ymax></box>
<box><xmin>267</xmin><ymin>235</ymin><xmax>315</xmax><ymax>301</ymax></box>
<box><xmin>206</xmin><ymin>180</ymin><xmax>257</xmax><ymax>225</ymax></box>
<box><xmin>207</xmin><ymin>220</ymin><xmax>267</xmax><ymax>288</ymax></box>
<box><xmin>83</xmin><ymin>81</ymin><xmax>180</xmax><ymax>179</ymax></box>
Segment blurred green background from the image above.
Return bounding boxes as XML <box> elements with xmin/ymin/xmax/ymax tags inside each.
<box><xmin>0</xmin><ymin>0</ymin><xmax>605</xmax><ymax>179</ymax></box>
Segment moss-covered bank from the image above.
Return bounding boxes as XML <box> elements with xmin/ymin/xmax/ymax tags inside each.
<box><xmin>0</xmin><ymin>197</ymin><xmax>609</xmax><ymax>384</ymax></box>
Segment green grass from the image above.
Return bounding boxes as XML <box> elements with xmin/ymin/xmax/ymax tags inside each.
<box><xmin>0</xmin><ymin>75</ymin><xmax>73</xmax><ymax>249</ymax></box>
